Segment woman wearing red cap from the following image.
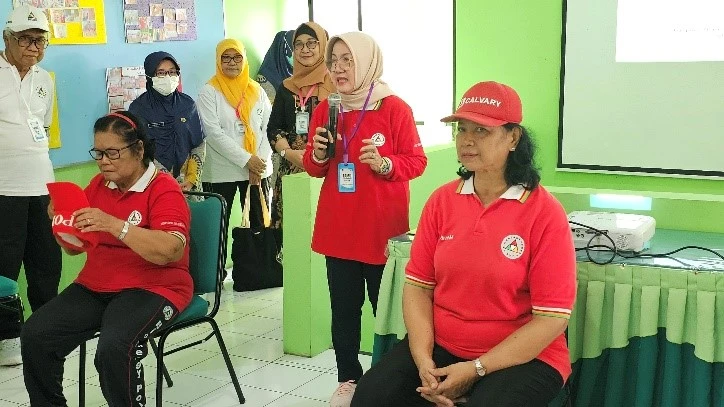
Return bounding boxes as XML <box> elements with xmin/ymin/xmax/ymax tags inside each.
<box><xmin>21</xmin><ymin>111</ymin><xmax>192</xmax><ymax>407</ymax></box>
<box><xmin>352</xmin><ymin>82</ymin><xmax>576</xmax><ymax>407</ymax></box>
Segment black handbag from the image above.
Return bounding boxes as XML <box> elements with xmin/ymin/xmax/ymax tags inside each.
<box><xmin>231</xmin><ymin>185</ymin><xmax>283</xmax><ymax>291</ymax></box>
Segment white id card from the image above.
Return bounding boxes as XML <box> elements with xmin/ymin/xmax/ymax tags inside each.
<box><xmin>235</xmin><ymin>122</ymin><xmax>246</xmax><ymax>135</ymax></box>
<box><xmin>338</xmin><ymin>163</ymin><xmax>356</xmax><ymax>193</ymax></box>
<box><xmin>28</xmin><ymin>118</ymin><xmax>47</xmax><ymax>142</ymax></box>
<box><xmin>295</xmin><ymin>111</ymin><xmax>309</xmax><ymax>134</ymax></box>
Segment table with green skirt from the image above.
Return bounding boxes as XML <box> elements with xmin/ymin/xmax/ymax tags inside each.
<box><xmin>372</xmin><ymin>229</ymin><xmax>724</xmax><ymax>406</ymax></box>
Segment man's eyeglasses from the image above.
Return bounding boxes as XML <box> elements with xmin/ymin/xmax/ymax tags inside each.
<box><xmin>327</xmin><ymin>56</ymin><xmax>354</xmax><ymax>71</ymax></box>
<box><xmin>220</xmin><ymin>55</ymin><xmax>243</xmax><ymax>64</ymax></box>
<box><xmin>155</xmin><ymin>69</ymin><xmax>179</xmax><ymax>77</ymax></box>
<box><xmin>9</xmin><ymin>34</ymin><xmax>49</xmax><ymax>50</ymax></box>
<box><xmin>294</xmin><ymin>40</ymin><xmax>319</xmax><ymax>51</ymax></box>
<box><xmin>89</xmin><ymin>140</ymin><xmax>139</xmax><ymax>160</ymax></box>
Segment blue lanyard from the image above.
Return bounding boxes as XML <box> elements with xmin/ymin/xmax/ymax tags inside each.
<box><xmin>341</xmin><ymin>83</ymin><xmax>375</xmax><ymax>163</ymax></box>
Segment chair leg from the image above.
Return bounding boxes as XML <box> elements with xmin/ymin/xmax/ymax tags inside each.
<box><xmin>148</xmin><ymin>338</ymin><xmax>173</xmax><ymax>387</ymax></box>
<box><xmin>208</xmin><ymin>319</ymin><xmax>245</xmax><ymax>404</ymax></box>
<box><xmin>79</xmin><ymin>342</ymin><xmax>86</xmax><ymax>407</ymax></box>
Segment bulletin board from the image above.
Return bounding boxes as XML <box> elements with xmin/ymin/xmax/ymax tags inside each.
<box><xmin>122</xmin><ymin>0</ymin><xmax>197</xmax><ymax>43</ymax></box>
<box><xmin>48</xmin><ymin>71</ymin><xmax>61</xmax><ymax>148</ymax></box>
<box><xmin>12</xmin><ymin>0</ymin><xmax>108</xmax><ymax>45</ymax></box>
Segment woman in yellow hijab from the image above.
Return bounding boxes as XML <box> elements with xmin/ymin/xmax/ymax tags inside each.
<box><xmin>197</xmin><ymin>39</ymin><xmax>273</xmax><ymax>289</ymax></box>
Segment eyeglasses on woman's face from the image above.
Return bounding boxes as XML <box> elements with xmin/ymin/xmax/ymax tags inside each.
<box><xmin>327</xmin><ymin>55</ymin><xmax>354</xmax><ymax>71</ymax></box>
<box><xmin>294</xmin><ymin>39</ymin><xmax>319</xmax><ymax>51</ymax></box>
<box><xmin>9</xmin><ymin>34</ymin><xmax>49</xmax><ymax>50</ymax></box>
<box><xmin>89</xmin><ymin>140</ymin><xmax>139</xmax><ymax>160</ymax></box>
<box><xmin>154</xmin><ymin>69</ymin><xmax>179</xmax><ymax>77</ymax></box>
<box><xmin>220</xmin><ymin>54</ymin><xmax>243</xmax><ymax>64</ymax></box>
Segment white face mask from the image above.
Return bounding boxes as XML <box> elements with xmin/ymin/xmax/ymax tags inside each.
<box><xmin>152</xmin><ymin>75</ymin><xmax>180</xmax><ymax>96</ymax></box>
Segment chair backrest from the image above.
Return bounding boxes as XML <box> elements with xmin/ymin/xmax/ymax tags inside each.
<box><xmin>185</xmin><ymin>192</ymin><xmax>227</xmax><ymax>295</ymax></box>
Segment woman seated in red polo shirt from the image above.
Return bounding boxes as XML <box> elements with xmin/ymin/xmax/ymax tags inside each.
<box><xmin>21</xmin><ymin>111</ymin><xmax>192</xmax><ymax>407</ymax></box>
<box><xmin>352</xmin><ymin>82</ymin><xmax>577</xmax><ymax>407</ymax></box>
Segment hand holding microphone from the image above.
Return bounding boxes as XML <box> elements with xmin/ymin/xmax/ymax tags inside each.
<box><xmin>312</xmin><ymin>93</ymin><xmax>342</xmax><ymax>161</ymax></box>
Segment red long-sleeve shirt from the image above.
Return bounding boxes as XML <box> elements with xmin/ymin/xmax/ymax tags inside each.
<box><xmin>303</xmin><ymin>95</ymin><xmax>427</xmax><ymax>264</ymax></box>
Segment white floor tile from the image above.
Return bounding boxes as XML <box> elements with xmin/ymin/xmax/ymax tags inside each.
<box><xmin>287</xmin><ymin>372</ymin><xmax>338</xmax><ymax>402</ymax></box>
<box><xmin>146</xmin><ymin>370</ymin><xmax>228</xmax><ymax>404</ymax></box>
<box><xmin>188</xmin><ymin>383</ymin><xmax>283</xmax><ymax>406</ymax></box>
<box><xmin>250</xmin><ymin>302</ymin><xmax>283</xmax><ymax>320</ymax></box>
<box><xmin>260</xmin><ymin>327</ymin><xmax>284</xmax><ymax>340</ymax></box>
<box><xmin>221</xmin><ymin>315</ymin><xmax>281</xmax><ymax>337</ymax></box>
<box><xmin>227</xmin><ymin>336</ymin><xmax>284</xmax><ymax>362</ymax></box>
<box><xmin>0</xmin><ymin>374</ymin><xmax>76</xmax><ymax>405</ymax></box>
<box><xmin>265</xmin><ymin>394</ymin><xmax>328</xmax><ymax>407</ymax></box>
<box><xmin>0</xmin><ymin>365</ymin><xmax>24</xmax><ymax>384</ymax></box>
<box><xmin>276</xmin><ymin>349</ymin><xmax>337</xmax><ymax>372</ymax></box>
<box><xmin>238</xmin><ymin>363</ymin><xmax>324</xmax><ymax>394</ymax></box>
<box><xmin>187</xmin><ymin>353</ymin><xmax>270</xmax><ymax>381</ymax></box>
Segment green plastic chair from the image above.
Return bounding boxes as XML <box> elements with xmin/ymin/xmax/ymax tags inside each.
<box><xmin>0</xmin><ymin>276</ymin><xmax>23</xmax><ymax>331</ymax></box>
<box><xmin>78</xmin><ymin>191</ymin><xmax>245</xmax><ymax>406</ymax></box>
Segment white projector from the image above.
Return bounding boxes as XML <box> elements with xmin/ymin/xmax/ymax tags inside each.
<box><xmin>567</xmin><ymin>211</ymin><xmax>656</xmax><ymax>252</ymax></box>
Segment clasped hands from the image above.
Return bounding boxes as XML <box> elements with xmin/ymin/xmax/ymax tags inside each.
<box><xmin>311</xmin><ymin>127</ymin><xmax>384</xmax><ymax>172</ymax></box>
<box><xmin>246</xmin><ymin>155</ymin><xmax>266</xmax><ymax>185</ymax></box>
<box><xmin>416</xmin><ymin>359</ymin><xmax>479</xmax><ymax>407</ymax></box>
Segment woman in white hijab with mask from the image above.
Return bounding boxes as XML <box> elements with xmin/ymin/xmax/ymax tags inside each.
<box><xmin>129</xmin><ymin>51</ymin><xmax>206</xmax><ymax>194</ymax></box>
<box><xmin>302</xmin><ymin>32</ymin><xmax>428</xmax><ymax>407</ymax></box>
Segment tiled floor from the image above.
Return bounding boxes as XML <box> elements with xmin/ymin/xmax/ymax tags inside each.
<box><xmin>0</xmin><ymin>284</ymin><xmax>370</xmax><ymax>406</ymax></box>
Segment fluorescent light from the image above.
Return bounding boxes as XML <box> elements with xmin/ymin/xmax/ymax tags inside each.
<box><xmin>590</xmin><ymin>194</ymin><xmax>652</xmax><ymax>211</ymax></box>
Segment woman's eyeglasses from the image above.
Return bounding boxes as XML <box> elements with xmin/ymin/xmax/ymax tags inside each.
<box><xmin>327</xmin><ymin>56</ymin><xmax>354</xmax><ymax>71</ymax></box>
<box><xmin>89</xmin><ymin>140</ymin><xmax>139</xmax><ymax>160</ymax></box>
<box><xmin>220</xmin><ymin>55</ymin><xmax>243</xmax><ymax>64</ymax></box>
<box><xmin>293</xmin><ymin>40</ymin><xmax>319</xmax><ymax>51</ymax></box>
<box><xmin>154</xmin><ymin>69</ymin><xmax>179</xmax><ymax>77</ymax></box>
<box><xmin>9</xmin><ymin>34</ymin><xmax>48</xmax><ymax>50</ymax></box>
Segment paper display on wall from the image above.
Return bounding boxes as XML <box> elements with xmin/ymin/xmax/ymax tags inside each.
<box><xmin>106</xmin><ymin>66</ymin><xmax>146</xmax><ymax>113</ymax></box>
<box><xmin>12</xmin><ymin>0</ymin><xmax>107</xmax><ymax>45</ymax></box>
<box><xmin>122</xmin><ymin>0</ymin><xmax>197</xmax><ymax>43</ymax></box>
<box><xmin>48</xmin><ymin>71</ymin><xmax>61</xmax><ymax>149</ymax></box>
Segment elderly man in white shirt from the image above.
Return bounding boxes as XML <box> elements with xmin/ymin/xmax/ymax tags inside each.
<box><xmin>0</xmin><ymin>5</ymin><xmax>61</xmax><ymax>366</ymax></box>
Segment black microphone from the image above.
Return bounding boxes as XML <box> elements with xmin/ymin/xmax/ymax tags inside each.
<box><xmin>326</xmin><ymin>93</ymin><xmax>341</xmax><ymax>159</ymax></box>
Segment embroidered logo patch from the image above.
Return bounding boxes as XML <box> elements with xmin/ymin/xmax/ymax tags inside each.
<box><xmin>163</xmin><ymin>306</ymin><xmax>174</xmax><ymax>320</ymax></box>
<box><xmin>500</xmin><ymin>234</ymin><xmax>525</xmax><ymax>260</ymax></box>
<box><xmin>36</xmin><ymin>86</ymin><xmax>47</xmax><ymax>98</ymax></box>
<box><xmin>127</xmin><ymin>210</ymin><xmax>142</xmax><ymax>226</ymax></box>
<box><xmin>371</xmin><ymin>133</ymin><xmax>386</xmax><ymax>147</ymax></box>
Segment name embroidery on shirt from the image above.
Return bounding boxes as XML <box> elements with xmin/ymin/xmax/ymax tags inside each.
<box><xmin>439</xmin><ymin>235</ymin><xmax>454</xmax><ymax>241</ymax></box>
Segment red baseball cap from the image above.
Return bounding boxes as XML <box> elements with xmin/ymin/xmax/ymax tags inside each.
<box><xmin>47</xmin><ymin>182</ymin><xmax>98</xmax><ymax>252</ymax></box>
<box><xmin>440</xmin><ymin>81</ymin><xmax>522</xmax><ymax>126</ymax></box>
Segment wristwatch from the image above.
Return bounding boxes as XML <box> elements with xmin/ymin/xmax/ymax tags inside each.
<box><xmin>474</xmin><ymin>358</ymin><xmax>487</xmax><ymax>377</ymax></box>
<box><xmin>280</xmin><ymin>148</ymin><xmax>288</xmax><ymax>158</ymax></box>
<box><xmin>117</xmin><ymin>221</ymin><xmax>130</xmax><ymax>241</ymax></box>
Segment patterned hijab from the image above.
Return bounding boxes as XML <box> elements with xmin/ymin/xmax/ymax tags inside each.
<box><xmin>208</xmin><ymin>39</ymin><xmax>261</xmax><ymax>154</ymax></box>
<box><xmin>326</xmin><ymin>32</ymin><xmax>394</xmax><ymax>111</ymax></box>
<box><xmin>283</xmin><ymin>22</ymin><xmax>335</xmax><ymax>101</ymax></box>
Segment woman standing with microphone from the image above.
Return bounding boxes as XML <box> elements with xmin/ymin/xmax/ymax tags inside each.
<box><xmin>302</xmin><ymin>31</ymin><xmax>427</xmax><ymax>406</ymax></box>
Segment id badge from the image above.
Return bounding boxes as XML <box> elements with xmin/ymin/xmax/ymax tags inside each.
<box><xmin>235</xmin><ymin>122</ymin><xmax>246</xmax><ymax>135</ymax></box>
<box><xmin>338</xmin><ymin>163</ymin><xmax>356</xmax><ymax>193</ymax></box>
<box><xmin>28</xmin><ymin>117</ymin><xmax>47</xmax><ymax>142</ymax></box>
<box><xmin>295</xmin><ymin>111</ymin><xmax>309</xmax><ymax>134</ymax></box>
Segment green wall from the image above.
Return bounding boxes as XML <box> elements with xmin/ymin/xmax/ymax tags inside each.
<box><xmin>455</xmin><ymin>0</ymin><xmax>724</xmax><ymax>231</ymax></box>
<box><xmin>223</xmin><ymin>0</ymin><xmax>287</xmax><ymax>76</ymax></box>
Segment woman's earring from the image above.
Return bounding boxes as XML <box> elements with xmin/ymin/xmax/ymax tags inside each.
<box><xmin>510</xmin><ymin>147</ymin><xmax>516</xmax><ymax>151</ymax></box>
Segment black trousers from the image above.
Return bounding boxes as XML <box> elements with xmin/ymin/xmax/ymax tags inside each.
<box><xmin>21</xmin><ymin>283</ymin><xmax>178</xmax><ymax>407</ymax></box>
<box><xmin>326</xmin><ymin>256</ymin><xmax>384</xmax><ymax>383</ymax></box>
<box><xmin>203</xmin><ymin>178</ymin><xmax>270</xmax><ymax>236</ymax></box>
<box><xmin>0</xmin><ymin>194</ymin><xmax>62</xmax><ymax>339</ymax></box>
<box><xmin>352</xmin><ymin>337</ymin><xmax>564</xmax><ymax>407</ymax></box>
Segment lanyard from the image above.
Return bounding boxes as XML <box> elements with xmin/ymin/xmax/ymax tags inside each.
<box><xmin>341</xmin><ymin>83</ymin><xmax>375</xmax><ymax>163</ymax></box>
<box><xmin>298</xmin><ymin>84</ymin><xmax>317</xmax><ymax>111</ymax></box>
<box><xmin>235</xmin><ymin>98</ymin><xmax>243</xmax><ymax>121</ymax></box>
<box><xmin>4</xmin><ymin>52</ymin><xmax>34</xmax><ymax>115</ymax></box>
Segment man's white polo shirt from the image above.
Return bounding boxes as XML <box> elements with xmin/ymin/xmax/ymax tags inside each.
<box><xmin>0</xmin><ymin>52</ymin><xmax>55</xmax><ymax>196</ymax></box>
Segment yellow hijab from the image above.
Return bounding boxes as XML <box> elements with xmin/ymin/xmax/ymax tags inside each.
<box><xmin>208</xmin><ymin>39</ymin><xmax>261</xmax><ymax>154</ymax></box>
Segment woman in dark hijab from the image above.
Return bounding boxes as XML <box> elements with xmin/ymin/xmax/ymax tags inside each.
<box><xmin>256</xmin><ymin>30</ymin><xmax>294</xmax><ymax>104</ymax></box>
<box><xmin>129</xmin><ymin>51</ymin><xmax>205</xmax><ymax>194</ymax></box>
